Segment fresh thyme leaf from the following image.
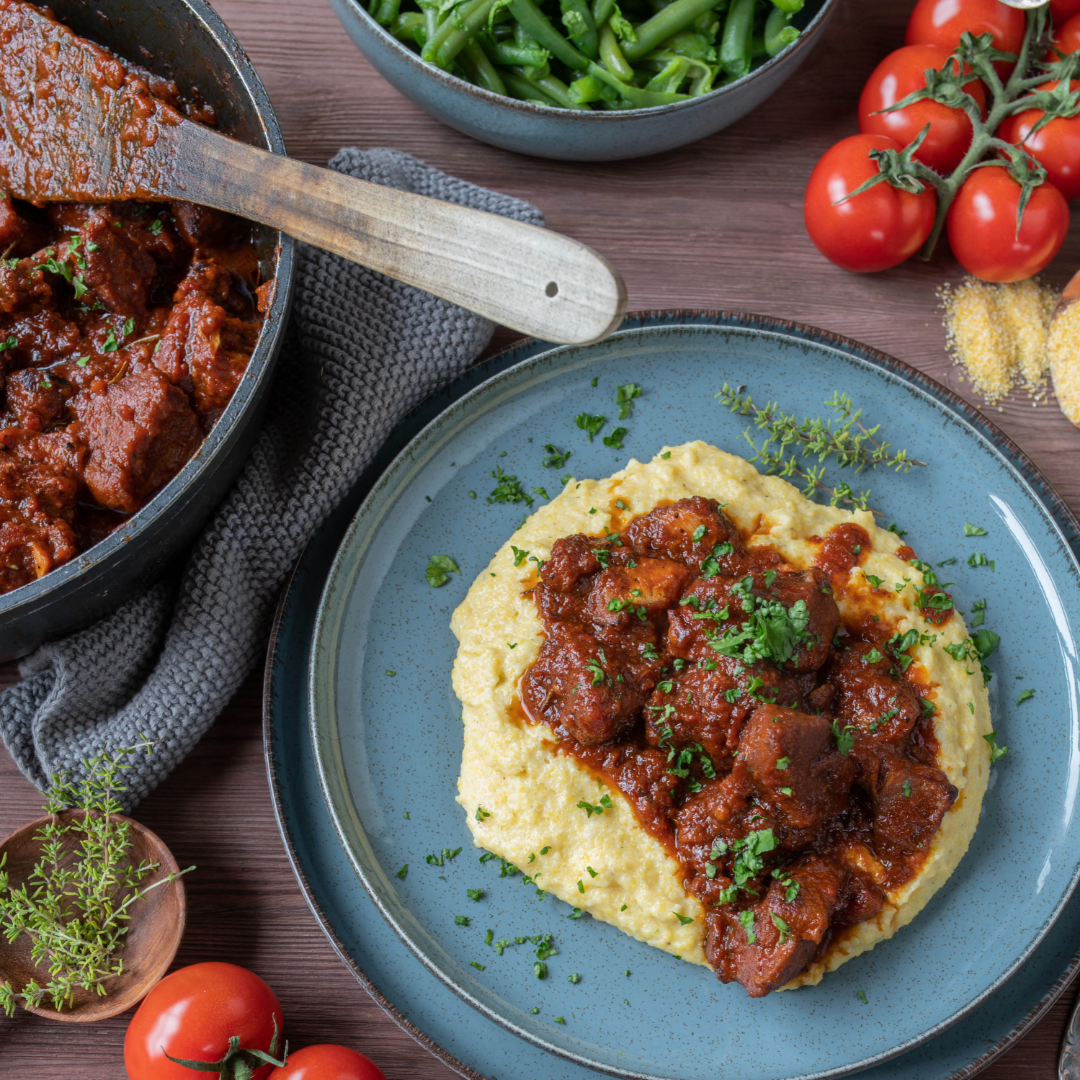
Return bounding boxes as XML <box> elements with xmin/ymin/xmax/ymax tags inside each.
<box><xmin>0</xmin><ymin>738</ymin><xmax>194</xmax><ymax>1016</ymax></box>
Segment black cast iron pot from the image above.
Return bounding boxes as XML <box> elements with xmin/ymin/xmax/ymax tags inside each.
<box><xmin>0</xmin><ymin>0</ymin><xmax>296</xmax><ymax>661</ymax></box>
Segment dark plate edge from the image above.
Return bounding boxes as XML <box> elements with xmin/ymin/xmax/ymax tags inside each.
<box><xmin>265</xmin><ymin>308</ymin><xmax>1080</xmax><ymax>1080</ymax></box>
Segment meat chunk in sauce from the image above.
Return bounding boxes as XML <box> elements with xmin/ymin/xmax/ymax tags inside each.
<box><xmin>626</xmin><ymin>496</ymin><xmax>744</xmax><ymax>573</ymax></box>
<box><xmin>855</xmin><ymin>742</ymin><xmax>957</xmax><ymax>853</ymax></box>
<box><xmin>734</xmin><ymin>705</ymin><xmax>856</xmax><ymax>836</ymax></box>
<box><xmin>644</xmin><ymin>657</ymin><xmax>800</xmax><ymax>764</ymax></box>
<box><xmin>521</xmin><ymin>622</ymin><xmax>643</xmax><ymax>745</ymax></box>
<box><xmin>540</xmin><ymin>534</ymin><xmax>601</xmax><ymax>594</ymax></box>
<box><xmin>708</xmin><ymin>853</ymin><xmax>849</xmax><ymax>997</ymax></box>
<box><xmin>586</xmin><ymin>556</ymin><xmax>692</xmax><ymax>627</ymax></box>
<box><xmin>72</xmin><ymin>369</ymin><xmax>202</xmax><ymax>513</ymax></box>
<box><xmin>765</xmin><ymin>568</ymin><xmax>840</xmax><ymax>673</ymax></box>
<box><xmin>74</xmin><ymin>209</ymin><xmax>157</xmax><ymax>316</ymax></box>
<box><xmin>830</xmin><ymin>640</ymin><xmax>921</xmax><ymax>744</ymax></box>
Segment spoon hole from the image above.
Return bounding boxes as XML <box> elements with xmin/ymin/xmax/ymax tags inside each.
<box><xmin>545</xmin><ymin>281</ymin><xmax>558</xmax><ymax>298</ymax></box>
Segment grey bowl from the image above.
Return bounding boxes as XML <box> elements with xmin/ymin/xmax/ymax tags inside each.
<box><xmin>0</xmin><ymin>0</ymin><xmax>296</xmax><ymax>661</ymax></box>
<box><xmin>330</xmin><ymin>0</ymin><xmax>838</xmax><ymax>161</ymax></box>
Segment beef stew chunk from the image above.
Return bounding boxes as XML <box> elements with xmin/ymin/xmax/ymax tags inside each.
<box><xmin>520</xmin><ymin>503</ymin><xmax>958</xmax><ymax>997</ymax></box>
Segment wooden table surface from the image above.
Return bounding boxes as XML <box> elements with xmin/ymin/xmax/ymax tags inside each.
<box><xmin>3</xmin><ymin>0</ymin><xmax>1080</xmax><ymax>1075</ymax></box>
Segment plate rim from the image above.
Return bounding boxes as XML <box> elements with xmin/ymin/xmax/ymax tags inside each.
<box><xmin>283</xmin><ymin>309</ymin><xmax>1080</xmax><ymax>1080</ymax></box>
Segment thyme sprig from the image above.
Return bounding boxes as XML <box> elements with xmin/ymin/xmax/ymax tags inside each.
<box><xmin>0</xmin><ymin>738</ymin><xmax>193</xmax><ymax>1016</ymax></box>
<box><xmin>716</xmin><ymin>384</ymin><xmax>926</xmax><ymax>513</ymax></box>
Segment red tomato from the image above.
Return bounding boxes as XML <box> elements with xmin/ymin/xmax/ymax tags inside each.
<box><xmin>125</xmin><ymin>963</ymin><xmax>284</xmax><ymax>1080</ymax></box>
<box><xmin>946</xmin><ymin>167</ymin><xmax>1070</xmax><ymax>281</ymax></box>
<box><xmin>1050</xmin><ymin>12</ymin><xmax>1080</xmax><ymax>57</ymax></box>
<box><xmin>267</xmin><ymin>1045</ymin><xmax>387</xmax><ymax>1080</ymax></box>
<box><xmin>804</xmin><ymin>134</ymin><xmax>938</xmax><ymax>273</ymax></box>
<box><xmin>859</xmin><ymin>45</ymin><xmax>987</xmax><ymax>175</ymax></box>
<box><xmin>906</xmin><ymin>0</ymin><xmax>1026</xmax><ymax>56</ymax></box>
<box><xmin>999</xmin><ymin>81</ymin><xmax>1080</xmax><ymax>201</ymax></box>
<box><xmin>1052</xmin><ymin>0</ymin><xmax>1080</xmax><ymax>25</ymax></box>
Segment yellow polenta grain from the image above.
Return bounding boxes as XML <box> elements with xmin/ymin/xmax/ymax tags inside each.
<box><xmin>941</xmin><ymin>277</ymin><xmax>1059</xmax><ymax>404</ymax></box>
<box><xmin>1049</xmin><ymin>302</ymin><xmax>1080</xmax><ymax>427</ymax></box>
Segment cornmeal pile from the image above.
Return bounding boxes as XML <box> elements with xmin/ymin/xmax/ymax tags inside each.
<box><xmin>940</xmin><ymin>278</ymin><xmax>1057</xmax><ymax>405</ymax></box>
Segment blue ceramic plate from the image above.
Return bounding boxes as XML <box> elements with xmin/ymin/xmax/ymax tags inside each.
<box><xmin>301</xmin><ymin>312</ymin><xmax>1080</xmax><ymax>1079</ymax></box>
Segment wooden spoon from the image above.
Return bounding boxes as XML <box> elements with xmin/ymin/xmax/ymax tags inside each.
<box><xmin>0</xmin><ymin>3</ymin><xmax>626</xmax><ymax>346</ymax></box>
<box><xmin>0</xmin><ymin>811</ymin><xmax>186</xmax><ymax>1022</ymax></box>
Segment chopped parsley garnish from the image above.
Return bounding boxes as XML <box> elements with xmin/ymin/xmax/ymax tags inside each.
<box><xmin>470</xmin><ymin>961</ymin><xmax>485</xmax><ymax>970</ymax></box>
<box><xmin>660</xmin><ymin>451</ymin><xmax>671</xmax><ymax>459</ymax></box>
<box><xmin>864</xmin><ymin>648</ymin><xmax>884</xmax><ymax>664</ymax></box>
<box><xmin>963</xmin><ymin>523</ymin><xmax>989</xmax><ymax>536</ymax></box>
<box><xmin>568</xmin><ymin>973</ymin><xmax>581</xmax><ymax>984</ymax></box>
<box><xmin>534</xmin><ymin>962</ymin><xmax>547</xmax><ymax>979</ymax></box>
<box><xmin>542</xmin><ymin>444</ymin><xmax>571</xmax><ymax>468</ymax></box>
<box><xmin>568</xmin><ymin>907</ymin><xmax>582</xmax><ymax>918</ymax></box>
<box><xmin>425</xmin><ymin>847</ymin><xmax>462</xmax><ymax>866</ymax></box>
<box><xmin>708</xmin><ymin>588</ymin><xmax>810</xmax><ymax>667</ymax></box>
<box><xmin>0</xmin><ymin>335</ymin><xmax>17</xmax><ymax>353</ymax></box>
<box><xmin>1017</xmin><ymin>688</ymin><xmax>1035</xmax><ymax>705</ymax></box>
<box><xmin>577</xmin><ymin>794</ymin><xmax>612</xmax><ymax>817</ymax></box>
<box><xmin>985</xmin><ymin>731</ymin><xmax>1010</xmax><ymax>764</ymax></box>
<box><xmin>731</xmin><ymin>828</ymin><xmax>777</xmax><ymax>888</ymax></box>
<box><xmin>102</xmin><ymin>330</ymin><xmax>119</xmax><ymax>353</ymax></box>
<box><xmin>585</xmin><ymin>655</ymin><xmax>607</xmax><ymax>686</ymax></box>
<box><xmin>455</xmin><ymin>915</ymin><xmax>470</xmax><ymax>926</ymax></box>
<box><xmin>426</xmin><ymin>554</ymin><xmax>460</xmax><ymax>586</ymax></box>
<box><xmin>541</xmin><ymin>846</ymin><xmax>551</xmax><ymax>854</ymax></box>
<box><xmin>938</xmin><ymin>556</ymin><xmax>957</xmax><ymax>566</ymax></box>
<box><xmin>971</xmin><ymin>598</ymin><xmax>987</xmax><ymax>627</ymax></box>
<box><xmin>902</xmin><ymin>779</ymin><xmax>912</xmax><ymax>798</ymax></box>
<box><xmin>641</xmin><ymin>642</ymin><xmax>659</xmax><ymax>661</ymax></box>
<box><xmin>467</xmin><ymin>888</ymin><xmax>483</xmax><ymax>901</ymax></box>
<box><xmin>575</xmin><ymin>412</ymin><xmax>605</xmax><ymax>441</ymax></box>
<box><xmin>554</xmin><ymin>1016</ymin><xmax>565</xmax><ymax>1024</ymax></box>
<box><xmin>479</xmin><ymin>852</ymin><xmax>496</xmax><ymax>863</ymax></box>
<box><xmin>699</xmin><ymin>542</ymin><xmax>734</xmax><ymax>579</ymax></box>
<box><xmin>615</xmin><ymin>382</ymin><xmax>641</xmax><ymax>419</ymax></box>
<box><xmin>738</xmin><ymin>909</ymin><xmax>756</xmax><ymax>944</ymax></box>
<box><xmin>888</xmin><ymin>523</ymin><xmax>907</xmax><ymax>537</ymax></box>
<box><xmin>775</xmin><ymin>756</ymin><xmax>790</xmax><ymax>770</ymax></box>
<box><xmin>770</xmin><ymin>913</ymin><xmax>791</xmax><ymax>944</ymax></box>
<box><xmin>857</xmin><ymin>990</ymin><xmax>869</xmax><ymax>1005</ymax></box>
<box><xmin>577</xmin><ymin>879</ymin><xmax>584</xmax><ymax>893</ymax></box>
<box><xmin>968</xmin><ymin>551</ymin><xmax>995</xmax><ymax>571</ymax></box>
<box><xmin>149</xmin><ymin>217</ymin><xmax>164</xmax><ymax>236</ymax></box>
<box><xmin>396</xmin><ymin>864</ymin><xmax>408</xmax><ymax>879</ymax></box>
<box><xmin>488</xmin><ymin>465</ymin><xmax>533</xmax><ymax>506</ymax></box>
<box><xmin>476</xmin><ymin>805</ymin><xmax>491</xmax><ymax>821</ymax></box>
<box><xmin>511</xmin><ymin>546</ymin><xmax>529</xmax><ymax>567</ymax></box>
<box><xmin>602</xmin><ymin>427</ymin><xmax>627</xmax><ymax>449</ymax></box>
<box><xmin>831</xmin><ymin>720</ymin><xmax>855</xmax><ymax>756</ymax></box>
<box><xmin>586</xmin><ymin>866</ymin><xmax>598</xmax><ymax>878</ymax></box>
<box><xmin>532</xmin><ymin>487</ymin><xmax>549</xmax><ymax>499</ymax></box>
<box><xmin>673</xmin><ymin>912</ymin><xmax>694</xmax><ymax>925</ymax></box>
<box><xmin>692</xmin><ymin>525</ymin><xmax>707</xmax><ymax>543</ymax></box>
<box><xmin>763</xmin><ymin>570</ymin><xmax>778</xmax><ymax>589</ymax></box>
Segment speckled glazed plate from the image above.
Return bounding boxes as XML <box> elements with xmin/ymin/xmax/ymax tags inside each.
<box><xmin>280</xmin><ymin>312</ymin><xmax>1080</xmax><ymax>1079</ymax></box>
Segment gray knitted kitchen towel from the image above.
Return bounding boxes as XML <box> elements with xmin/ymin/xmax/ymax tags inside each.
<box><xmin>0</xmin><ymin>147</ymin><xmax>544</xmax><ymax>808</ymax></box>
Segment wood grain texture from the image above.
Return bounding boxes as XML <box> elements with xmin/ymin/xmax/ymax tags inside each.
<box><xmin>2</xmin><ymin>0</ymin><xmax>1079</xmax><ymax>1075</ymax></box>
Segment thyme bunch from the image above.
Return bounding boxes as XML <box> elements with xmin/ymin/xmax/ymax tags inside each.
<box><xmin>716</xmin><ymin>384</ymin><xmax>925</xmax><ymax>513</ymax></box>
<box><xmin>0</xmin><ymin>738</ymin><xmax>193</xmax><ymax>1016</ymax></box>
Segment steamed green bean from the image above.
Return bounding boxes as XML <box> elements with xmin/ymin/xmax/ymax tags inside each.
<box><xmin>385</xmin><ymin>0</ymin><xmax>805</xmax><ymax>110</ymax></box>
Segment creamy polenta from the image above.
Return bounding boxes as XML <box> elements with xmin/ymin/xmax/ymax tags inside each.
<box><xmin>450</xmin><ymin>441</ymin><xmax>990</xmax><ymax>991</ymax></box>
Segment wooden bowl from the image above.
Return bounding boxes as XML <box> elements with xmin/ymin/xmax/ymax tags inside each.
<box><xmin>0</xmin><ymin>811</ymin><xmax>186</xmax><ymax>1021</ymax></box>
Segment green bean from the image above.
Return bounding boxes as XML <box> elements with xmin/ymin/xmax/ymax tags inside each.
<box><xmin>770</xmin><ymin>0</ymin><xmax>803</xmax><ymax>14</ymax></box>
<box><xmin>509</xmin><ymin>0</ymin><xmax>589</xmax><ymax>70</ymax></box>
<box><xmin>374</xmin><ymin>0</ymin><xmax>401</xmax><ymax>26</ymax></box>
<box><xmin>460</xmin><ymin>39</ymin><xmax>509</xmax><ymax>92</ymax></box>
<box><xmin>719</xmin><ymin>0</ymin><xmax>754</xmax><ymax>78</ymax></box>
<box><xmin>568</xmin><ymin>73</ymin><xmax>607</xmax><ymax>103</ymax></box>
<box><xmin>520</xmin><ymin>60</ymin><xmax>553</xmax><ymax>79</ymax></box>
<box><xmin>422</xmin><ymin>0</ymin><xmax>491</xmax><ymax>65</ymax></box>
<box><xmin>586</xmin><ymin>59</ymin><xmax>687</xmax><ymax>105</ymax></box>
<box><xmin>591</xmin><ymin>0</ymin><xmax>615</xmax><ymax>27</ymax></box>
<box><xmin>620</xmin><ymin>0</ymin><xmax>722</xmax><ymax>61</ymax></box>
<box><xmin>764</xmin><ymin>5</ymin><xmax>798</xmax><ymax>55</ymax></box>
<box><xmin>392</xmin><ymin>10</ymin><xmax>425</xmax><ymax>39</ymax></box>
<box><xmin>645</xmin><ymin>55</ymin><xmax>689</xmax><ymax>93</ymax></box>
<box><xmin>598</xmin><ymin>23</ymin><xmax>634</xmax><ymax>81</ymax></box>
<box><xmin>560</xmin><ymin>0</ymin><xmax>599</xmax><ymax>58</ymax></box>
<box><xmin>506</xmin><ymin>65</ymin><xmax>585</xmax><ymax>107</ymax></box>
<box><xmin>503</xmin><ymin>70</ymin><xmax>559</xmax><ymax>103</ymax></box>
<box><xmin>479</xmin><ymin>37</ymin><xmax>551</xmax><ymax>65</ymax></box>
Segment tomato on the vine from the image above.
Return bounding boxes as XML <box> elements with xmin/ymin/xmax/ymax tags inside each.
<box><xmin>804</xmin><ymin>134</ymin><xmax>937</xmax><ymax>273</ymax></box>
<box><xmin>1050</xmin><ymin>12</ymin><xmax>1080</xmax><ymax>57</ymax></box>
<box><xmin>124</xmin><ymin>963</ymin><xmax>284</xmax><ymax>1080</ymax></box>
<box><xmin>267</xmin><ymin>1045</ymin><xmax>388</xmax><ymax>1080</ymax></box>
<box><xmin>906</xmin><ymin>0</ymin><xmax>1026</xmax><ymax>57</ymax></box>
<box><xmin>859</xmin><ymin>45</ymin><xmax>986</xmax><ymax>175</ymax></box>
<box><xmin>946</xmin><ymin>166</ymin><xmax>1070</xmax><ymax>281</ymax></box>
<box><xmin>998</xmin><ymin>81</ymin><xmax>1080</xmax><ymax>201</ymax></box>
<box><xmin>1052</xmin><ymin>0</ymin><xmax>1080</xmax><ymax>26</ymax></box>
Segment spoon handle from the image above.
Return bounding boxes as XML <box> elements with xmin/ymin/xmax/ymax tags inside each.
<box><xmin>1061</xmin><ymin>990</ymin><xmax>1080</xmax><ymax>1079</ymax></box>
<box><xmin>164</xmin><ymin>124</ymin><xmax>626</xmax><ymax>345</ymax></box>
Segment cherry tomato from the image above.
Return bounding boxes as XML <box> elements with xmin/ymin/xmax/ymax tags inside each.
<box><xmin>906</xmin><ymin>0</ymin><xmax>1025</xmax><ymax>56</ymax></box>
<box><xmin>859</xmin><ymin>45</ymin><xmax>987</xmax><ymax>175</ymax></box>
<box><xmin>1052</xmin><ymin>0</ymin><xmax>1080</xmax><ymax>25</ymax></box>
<box><xmin>946</xmin><ymin>166</ymin><xmax>1070</xmax><ymax>281</ymax></box>
<box><xmin>1050</xmin><ymin>12</ymin><xmax>1080</xmax><ymax>57</ymax></box>
<box><xmin>804</xmin><ymin>134</ymin><xmax>938</xmax><ymax>273</ymax></box>
<box><xmin>125</xmin><ymin>963</ymin><xmax>284</xmax><ymax>1080</ymax></box>
<box><xmin>267</xmin><ymin>1045</ymin><xmax>387</xmax><ymax>1080</ymax></box>
<box><xmin>999</xmin><ymin>81</ymin><xmax>1080</xmax><ymax>201</ymax></box>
